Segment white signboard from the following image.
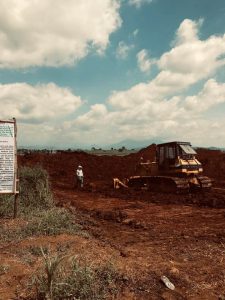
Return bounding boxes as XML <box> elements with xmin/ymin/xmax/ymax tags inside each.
<box><xmin>0</xmin><ymin>121</ymin><xmax>16</xmax><ymax>193</ymax></box>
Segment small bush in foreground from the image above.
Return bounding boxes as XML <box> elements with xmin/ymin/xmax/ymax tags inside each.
<box><xmin>34</xmin><ymin>249</ymin><xmax>118</xmax><ymax>300</ymax></box>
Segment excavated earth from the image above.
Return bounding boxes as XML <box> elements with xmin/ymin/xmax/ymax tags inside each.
<box><xmin>1</xmin><ymin>145</ymin><xmax>225</xmax><ymax>299</ymax></box>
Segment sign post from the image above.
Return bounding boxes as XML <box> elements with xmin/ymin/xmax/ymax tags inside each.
<box><xmin>0</xmin><ymin>118</ymin><xmax>19</xmax><ymax>217</ymax></box>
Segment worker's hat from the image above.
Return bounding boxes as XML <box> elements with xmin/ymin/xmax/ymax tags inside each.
<box><xmin>78</xmin><ymin>165</ymin><xmax>82</xmax><ymax>168</ymax></box>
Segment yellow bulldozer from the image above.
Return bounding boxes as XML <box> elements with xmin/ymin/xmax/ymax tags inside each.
<box><xmin>114</xmin><ymin>141</ymin><xmax>212</xmax><ymax>193</ymax></box>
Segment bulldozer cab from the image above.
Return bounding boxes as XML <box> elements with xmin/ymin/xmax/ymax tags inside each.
<box><xmin>157</xmin><ymin>141</ymin><xmax>196</xmax><ymax>171</ymax></box>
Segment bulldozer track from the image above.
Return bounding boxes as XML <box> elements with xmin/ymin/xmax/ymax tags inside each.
<box><xmin>128</xmin><ymin>175</ymin><xmax>189</xmax><ymax>193</ymax></box>
<box><xmin>127</xmin><ymin>175</ymin><xmax>213</xmax><ymax>193</ymax></box>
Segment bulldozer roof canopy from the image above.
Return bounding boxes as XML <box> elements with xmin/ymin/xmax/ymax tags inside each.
<box><xmin>157</xmin><ymin>141</ymin><xmax>191</xmax><ymax>147</ymax></box>
<box><xmin>157</xmin><ymin>141</ymin><xmax>197</xmax><ymax>155</ymax></box>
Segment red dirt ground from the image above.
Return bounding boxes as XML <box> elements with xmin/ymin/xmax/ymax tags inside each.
<box><xmin>1</xmin><ymin>145</ymin><xmax>225</xmax><ymax>299</ymax></box>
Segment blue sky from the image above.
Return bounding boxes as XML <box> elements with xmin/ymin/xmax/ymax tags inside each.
<box><xmin>0</xmin><ymin>0</ymin><xmax>225</xmax><ymax>148</ymax></box>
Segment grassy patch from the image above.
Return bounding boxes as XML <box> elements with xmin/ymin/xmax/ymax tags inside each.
<box><xmin>0</xmin><ymin>166</ymin><xmax>53</xmax><ymax>218</ymax></box>
<box><xmin>0</xmin><ymin>207</ymin><xmax>82</xmax><ymax>243</ymax></box>
<box><xmin>23</xmin><ymin>207</ymin><xmax>81</xmax><ymax>237</ymax></box>
<box><xmin>0</xmin><ymin>194</ymin><xmax>14</xmax><ymax>218</ymax></box>
<box><xmin>0</xmin><ymin>166</ymin><xmax>84</xmax><ymax>243</ymax></box>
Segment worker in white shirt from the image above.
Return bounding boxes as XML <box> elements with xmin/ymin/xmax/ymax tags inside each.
<box><xmin>76</xmin><ymin>165</ymin><xmax>84</xmax><ymax>188</ymax></box>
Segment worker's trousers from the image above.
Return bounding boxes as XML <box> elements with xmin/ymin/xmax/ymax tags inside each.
<box><xmin>76</xmin><ymin>176</ymin><xmax>84</xmax><ymax>188</ymax></box>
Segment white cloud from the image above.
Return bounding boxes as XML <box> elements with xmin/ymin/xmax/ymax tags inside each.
<box><xmin>184</xmin><ymin>79</ymin><xmax>225</xmax><ymax>112</ymax></box>
<box><xmin>19</xmin><ymin>123</ymin><xmax>57</xmax><ymax>147</ymax></box>
<box><xmin>0</xmin><ymin>0</ymin><xmax>121</xmax><ymax>68</ymax></box>
<box><xmin>109</xmin><ymin>19</ymin><xmax>225</xmax><ymax>110</ymax></box>
<box><xmin>22</xmin><ymin>76</ymin><xmax>225</xmax><ymax>147</ymax></box>
<box><xmin>75</xmin><ymin>104</ymin><xmax>108</xmax><ymax>130</ymax></box>
<box><xmin>174</xmin><ymin>18</ymin><xmax>203</xmax><ymax>45</ymax></box>
<box><xmin>71</xmin><ymin>19</ymin><xmax>225</xmax><ymax>147</ymax></box>
<box><xmin>158</xmin><ymin>19</ymin><xmax>225</xmax><ymax>79</ymax></box>
<box><xmin>53</xmin><ymin>104</ymin><xmax>110</xmax><ymax>146</ymax></box>
<box><xmin>137</xmin><ymin>49</ymin><xmax>153</xmax><ymax>73</ymax></box>
<box><xmin>116</xmin><ymin>41</ymin><xmax>133</xmax><ymax>59</ymax></box>
<box><xmin>5</xmin><ymin>18</ymin><xmax>225</xmax><ymax>148</ymax></box>
<box><xmin>107</xmin><ymin>70</ymin><xmax>193</xmax><ymax>110</ymax></box>
<box><xmin>0</xmin><ymin>82</ymin><xmax>82</xmax><ymax>123</ymax></box>
<box><xmin>128</xmin><ymin>0</ymin><xmax>153</xmax><ymax>8</ymax></box>
<box><xmin>67</xmin><ymin>76</ymin><xmax>225</xmax><ymax>147</ymax></box>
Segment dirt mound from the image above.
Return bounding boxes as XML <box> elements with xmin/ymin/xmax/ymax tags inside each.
<box><xmin>18</xmin><ymin>147</ymin><xmax>152</xmax><ymax>187</ymax></box>
<box><xmin>137</xmin><ymin>143</ymin><xmax>157</xmax><ymax>160</ymax></box>
<box><xmin>18</xmin><ymin>145</ymin><xmax>225</xmax><ymax>188</ymax></box>
<box><xmin>197</xmin><ymin>148</ymin><xmax>225</xmax><ymax>182</ymax></box>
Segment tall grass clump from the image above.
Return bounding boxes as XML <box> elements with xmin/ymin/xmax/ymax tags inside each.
<box><xmin>34</xmin><ymin>249</ymin><xmax>118</xmax><ymax>300</ymax></box>
<box><xmin>19</xmin><ymin>166</ymin><xmax>53</xmax><ymax>213</ymax></box>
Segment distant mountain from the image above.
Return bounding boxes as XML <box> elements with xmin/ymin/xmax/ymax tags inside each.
<box><xmin>106</xmin><ymin>138</ymin><xmax>163</xmax><ymax>150</ymax></box>
<box><xmin>195</xmin><ymin>146</ymin><xmax>225</xmax><ymax>151</ymax></box>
